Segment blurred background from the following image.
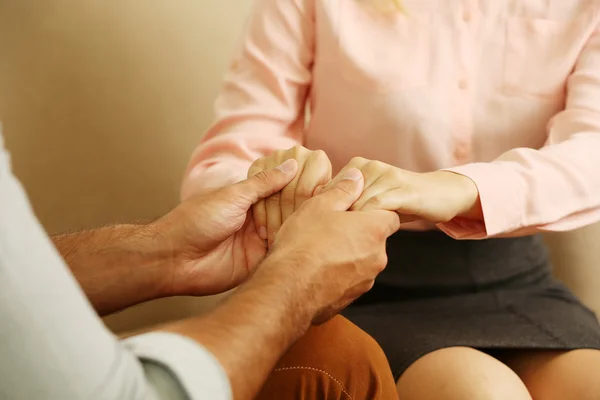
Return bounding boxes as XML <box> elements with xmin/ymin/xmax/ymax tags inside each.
<box><xmin>0</xmin><ymin>0</ymin><xmax>598</xmax><ymax>333</ymax></box>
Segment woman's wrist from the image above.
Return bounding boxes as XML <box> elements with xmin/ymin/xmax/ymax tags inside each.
<box><xmin>433</xmin><ymin>170</ymin><xmax>483</xmax><ymax>220</ymax></box>
<box><xmin>454</xmin><ymin>174</ymin><xmax>483</xmax><ymax>220</ymax></box>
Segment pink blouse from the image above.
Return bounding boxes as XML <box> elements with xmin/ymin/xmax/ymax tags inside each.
<box><xmin>182</xmin><ymin>0</ymin><xmax>600</xmax><ymax>239</ymax></box>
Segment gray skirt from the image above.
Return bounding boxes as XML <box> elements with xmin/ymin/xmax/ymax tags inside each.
<box><xmin>343</xmin><ymin>231</ymin><xmax>600</xmax><ymax>379</ymax></box>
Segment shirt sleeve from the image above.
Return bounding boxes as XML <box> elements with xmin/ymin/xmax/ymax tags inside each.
<box><xmin>438</xmin><ymin>23</ymin><xmax>600</xmax><ymax>239</ymax></box>
<box><xmin>181</xmin><ymin>0</ymin><xmax>314</xmax><ymax>199</ymax></box>
<box><xmin>126</xmin><ymin>333</ymin><xmax>232</xmax><ymax>400</ymax></box>
<box><xmin>0</xmin><ymin>133</ymin><xmax>230</xmax><ymax>400</ymax></box>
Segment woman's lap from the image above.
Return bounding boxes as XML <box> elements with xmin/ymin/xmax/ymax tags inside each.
<box><xmin>395</xmin><ymin>346</ymin><xmax>600</xmax><ymax>400</ymax></box>
<box><xmin>343</xmin><ymin>232</ymin><xmax>600</xmax><ymax>379</ymax></box>
<box><xmin>268</xmin><ymin>232</ymin><xmax>600</xmax><ymax>398</ymax></box>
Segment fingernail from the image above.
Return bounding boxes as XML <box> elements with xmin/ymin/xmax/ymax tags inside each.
<box><xmin>258</xmin><ymin>226</ymin><xmax>268</xmax><ymax>240</ymax></box>
<box><xmin>276</xmin><ymin>159</ymin><xmax>296</xmax><ymax>173</ymax></box>
<box><xmin>342</xmin><ymin>168</ymin><xmax>362</xmax><ymax>181</ymax></box>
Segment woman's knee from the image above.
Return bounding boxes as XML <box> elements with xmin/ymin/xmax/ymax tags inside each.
<box><xmin>503</xmin><ymin>349</ymin><xmax>600</xmax><ymax>400</ymax></box>
<box><xmin>257</xmin><ymin>315</ymin><xmax>397</xmax><ymax>399</ymax></box>
<box><xmin>396</xmin><ymin>347</ymin><xmax>532</xmax><ymax>400</ymax></box>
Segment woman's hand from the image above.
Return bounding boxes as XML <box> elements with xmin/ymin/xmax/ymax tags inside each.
<box><xmin>248</xmin><ymin>146</ymin><xmax>332</xmax><ymax>246</ymax></box>
<box><xmin>323</xmin><ymin>157</ymin><xmax>482</xmax><ymax>223</ymax></box>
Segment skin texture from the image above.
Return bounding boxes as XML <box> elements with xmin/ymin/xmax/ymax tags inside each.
<box><xmin>324</xmin><ymin>157</ymin><xmax>483</xmax><ymax>224</ymax></box>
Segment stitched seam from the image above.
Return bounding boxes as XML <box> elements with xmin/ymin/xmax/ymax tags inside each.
<box><xmin>273</xmin><ymin>366</ymin><xmax>353</xmax><ymax>399</ymax></box>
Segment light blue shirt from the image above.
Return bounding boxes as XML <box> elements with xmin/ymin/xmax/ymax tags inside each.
<box><xmin>0</xmin><ymin>130</ymin><xmax>232</xmax><ymax>400</ymax></box>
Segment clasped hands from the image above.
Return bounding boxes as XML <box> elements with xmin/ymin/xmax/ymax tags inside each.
<box><xmin>147</xmin><ymin>146</ymin><xmax>480</xmax><ymax>323</ymax></box>
<box><xmin>248</xmin><ymin>145</ymin><xmax>482</xmax><ymax>246</ymax></box>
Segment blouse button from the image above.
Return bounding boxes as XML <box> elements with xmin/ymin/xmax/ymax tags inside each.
<box><xmin>454</xmin><ymin>144</ymin><xmax>470</xmax><ymax>160</ymax></box>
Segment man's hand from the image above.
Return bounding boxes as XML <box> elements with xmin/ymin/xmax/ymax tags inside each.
<box><xmin>258</xmin><ymin>167</ymin><xmax>401</xmax><ymax>324</ymax></box>
<box><xmin>53</xmin><ymin>160</ymin><xmax>298</xmax><ymax>315</ymax></box>
<box><xmin>248</xmin><ymin>145</ymin><xmax>332</xmax><ymax>247</ymax></box>
<box><xmin>153</xmin><ymin>159</ymin><xmax>298</xmax><ymax>297</ymax></box>
<box><xmin>163</xmin><ymin>168</ymin><xmax>400</xmax><ymax>400</ymax></box>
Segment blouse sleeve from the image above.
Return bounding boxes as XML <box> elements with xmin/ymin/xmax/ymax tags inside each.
<box><xmin>439</xmin><ymin>23</ymin><xmax>600</xmax><ymax>239</ymax></box>
<box><xmin>181</xmin><ymin>0</ymin><xmax>315</xmax><ymax>199</ymax></box>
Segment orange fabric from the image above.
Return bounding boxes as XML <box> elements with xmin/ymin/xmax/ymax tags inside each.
<box><xmin>257</xmin><ymin>316</ymin><xmax>398</xmax><ymax>399</ymax></box>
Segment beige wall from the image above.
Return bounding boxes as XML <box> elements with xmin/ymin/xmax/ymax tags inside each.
<box><xmin>0</xmin><ymin>1</ymin><xmax>599</xmax><ymax>333</ymax></box>
<box><xmin>0</xmin><ymin>0</ymin><xmax>254</xmax><ymax>332</ymax></box>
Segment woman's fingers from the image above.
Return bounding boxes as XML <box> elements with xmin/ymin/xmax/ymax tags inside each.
<box><xmin>323</xmin><ymin>157</ymin><xmax>369</xmax><ymax>192</ymax></box>
<box><xmin>324</xmin><ymin>158</ymin><xmax>397</xmax><ymax>211</ymax></box>
<box><xmin>262</xmin><ymin>154</ymin><xmax>285</xmax><ymax>246</ymax></box>
<box><xmin>266</xmin><ymin>191</ymin><xmax>282</xmax><ymax>246</ymax></box>
<box><xmin>280</xmin><ymin>157</ymin><xmax>305</xmax><ymax>222</ymax></box>
<box><xmin>249</xmin><ymin>146</ymin><xmax>334</xmax><ymax>244</ymax></box>
<box><xmin>252</xmin><ymin>200</ymin><xmax>268</xmax><ymax>240</ymax></box>
<box><xmin>322</xmin><ymin>158</ymin><xmax>470</xmax><ymax>224</ymax></box>
<box><xmin>248</xmin><ymin>161</ymin><xmax>269</xmax><ymax>240</ymax></box>
<box><xmin>293</xmin><ymin>150</ymin><xmax>332</xmax><ymax>213</ymax></box>
<box><xmin>351</xmin><ymin>174</ymin><xmax>391</xmax><ymax>211</ymax></box>
<box><xmin>360</xmin><ymin>187</ymin><xmax>424</xmax><ymax>222</ymax></box>
<box><xmin>358</xmin><ymin>160</ymin><xmax>389</xmax><ymax>190</ymax></box>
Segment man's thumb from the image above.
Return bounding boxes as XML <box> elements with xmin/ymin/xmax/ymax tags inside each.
<box><xmin>234</xmin><ymin>159</ymin><xmax>298</xmax><ymax>204</ymax></box>
<box><xmin>311</xmin><ymin>168</ymin><xmax>364</xmax><ymax>211</ymax></box>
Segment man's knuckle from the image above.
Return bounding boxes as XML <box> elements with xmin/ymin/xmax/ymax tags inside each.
<box><xmin>379</xmin><ymin>229</ymin><xmax>391</xmax><ymax>242</ymax></box>
<box><xmin>364</xmin><ymin>252</ymin><xmax>387</xmax><ymax>274</ymax></box>
<box><xmin>376</xmin><ymin>253</ymin><xmax>388</xmax><ymax>271</ymax></box>
<box><xmin>359</xmin><ymin>280</ymin><xmax>375</xmax><ymax>294</ymax></box>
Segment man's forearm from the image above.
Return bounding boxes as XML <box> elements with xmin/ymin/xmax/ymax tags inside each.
<box><xmin>52</xmin><ymin>224</ymin><xmax>171</xmax><ymax>315</ymax></box>
<box><xmin>163</xmin><ymin>253</ymin><xmax>314</xmax><ymax>400</ymax></box>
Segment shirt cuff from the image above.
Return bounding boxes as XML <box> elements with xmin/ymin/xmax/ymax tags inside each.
<box><xmin>124</xmin><ymin>332</ymin><xmax>232</xmax><ymax>400</ymax></box>
<box><xmin>438</xmin><ymin>162</ymin><xmax>526</xmax><ymax>239</ymax></box>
